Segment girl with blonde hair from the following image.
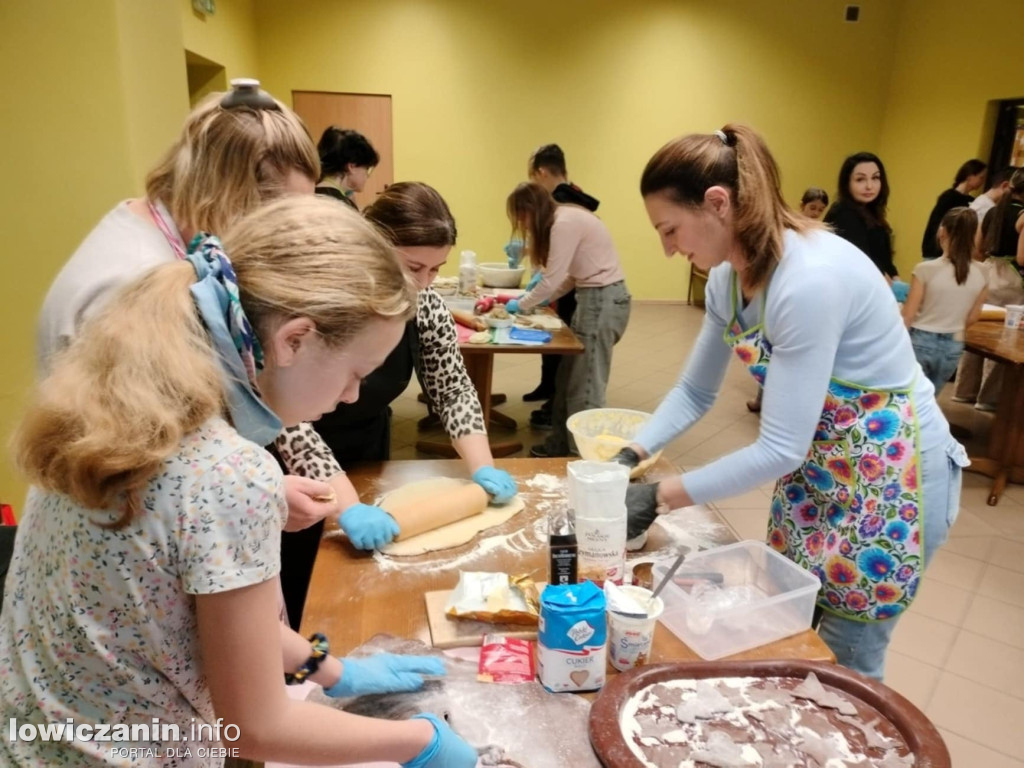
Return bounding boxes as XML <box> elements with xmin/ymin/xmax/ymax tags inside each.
<box><xmin>615</xmin><ymin>125</ymin><xmax>965</xmax><ymax>682</ymax></box>
<box><xmin>2</xmin><ymin>196</ymin><xmax>476</xmax><ymax>768</ymax></box>
<box><xmin>34</xmin><ymin>80</ymin><xmax>400</xmax><ymax>630</ymax></box>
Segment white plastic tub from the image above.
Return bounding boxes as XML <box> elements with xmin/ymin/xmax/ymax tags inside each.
<box><xmin>479</xmin><ymin>262</ymin><xmax>525</xmax><ymax>288</ymax></box>
<box><xmin>653</xmin><ymin>540</ymin><xmax>819</xmax><ymax>660</ymax></box>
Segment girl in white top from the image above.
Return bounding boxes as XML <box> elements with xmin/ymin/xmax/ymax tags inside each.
<box><xmin>1</xmin><ymin>197</ymin><xmax>475</xmax><ymax>768</ymax></box>
<box><xmin>903</xmin><ymin>206</ymin><xmax>988</xmax><ymax>394</ymax></box>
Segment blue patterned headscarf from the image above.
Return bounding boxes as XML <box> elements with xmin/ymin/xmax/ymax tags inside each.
<box><xmin>186</xmin><ymin>234</ymin><xmax>283</xmax><ymax>446</ymax></box>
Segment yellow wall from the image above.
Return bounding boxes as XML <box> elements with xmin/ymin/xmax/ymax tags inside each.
<box><xmin>0</xmin><ymin>1</ymin><xmax>135</xmax><ymax>505</ymax></box>
<box><xmin>181</xmin><ymin>0</ymin><xmax>260</xmax><ymax>81</ymax></box>
<box><xmin>254</xmin><ymin>0</ymin><xmax>903</xmax><ymax>300</ymax></box>
<box><xmin>116</xmin><ymin>0</ymin><xmax>192</xmax><ymax>185</ymax></box>
<box><xmin>6</xmin><ymin>0</ymin><xmax>1018</xmax><ymax>505</ymax></box>
<box><xmin>880</xmin><ymin>0</ymin><xmax>1024</xmax><ymax>277</ymax></box>
<box><xmin>0</xmin><ymin>0</ymin><xmax>243</xmax><ymax>507</ymax></box>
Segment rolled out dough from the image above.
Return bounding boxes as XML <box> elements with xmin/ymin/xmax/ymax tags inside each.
<box><xmin>378</xmin><ymin>477</ymin><xmax>526</xmax><ymax>556</ymax></box>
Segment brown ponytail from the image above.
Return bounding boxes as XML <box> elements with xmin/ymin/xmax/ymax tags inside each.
<box><xmin>506</xmin><ymin>182</ymin><xmax>557</xmax><ymax>269</ymax></box>
<box><xmin>640</xmin><ymin>124</ymin><xmax>816</xmax><ymax>291</ymax></box>
<box><xmin>939</xmin><ymin>206</ymin><xmax>978</xmax><ymax>285</ymax></box>
<box><xmin>983</xmin><ymin>168</ymin><xmax>1024</xmax><ymax>257</ymax></box>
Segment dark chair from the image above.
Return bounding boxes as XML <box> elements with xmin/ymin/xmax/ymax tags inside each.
<box><xmin>0</xmin><ymin>525</ymin><xmax>16</xmax><ymax>612</ymax></box>
<box><xmin>687</xmin><ymin>264</ymin><xmax>709</xmax><ymax>307</ymax></box>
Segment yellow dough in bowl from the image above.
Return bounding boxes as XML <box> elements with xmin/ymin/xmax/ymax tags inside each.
<box><xmin>593</xmin><ymin>433</ymin><xmax>630</xmax><ymax>461</ymax></box>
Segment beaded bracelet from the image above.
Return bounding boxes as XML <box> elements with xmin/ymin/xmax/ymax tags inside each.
<box><xmin>285</xmin><ymin>633</ymin><xmax>329</xmax><ymax>685</ymax></box>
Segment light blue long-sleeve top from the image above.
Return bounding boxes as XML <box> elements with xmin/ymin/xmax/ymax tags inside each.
<box><xmin>634</xmin><ymin>228</ymin><xmax>950</xmax><ymax>505</ymax></box>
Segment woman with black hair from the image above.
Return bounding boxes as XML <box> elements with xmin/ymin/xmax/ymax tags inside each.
<box><xmin>824</xmin><ymin>152</ymin><xmax>899</xmax><ymax>279</ymax></box>
<box><xmin>315</xmin><ymin>127</ymin><xmax>380</xmax><ymax>209</ymax></box>
<box><xmin>920</xmin><ymin>159</ymin><xmax>988</xmax><ymax>260</ymax></box>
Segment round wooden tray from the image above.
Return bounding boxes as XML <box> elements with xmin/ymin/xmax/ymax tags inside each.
<box><xmin>588</xmin><ymin>660</ymin><xmax>951</xmax><ymax>768</ymax></box>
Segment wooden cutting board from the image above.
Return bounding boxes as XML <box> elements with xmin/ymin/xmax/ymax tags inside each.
<box><xmin>424</xmin><ymin>588</ymin><xmax>538</xmax><ymax>649</ymax></box>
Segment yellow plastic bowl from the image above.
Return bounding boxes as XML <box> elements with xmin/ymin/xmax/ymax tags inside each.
<box><xmin>567</xmin><ymin>408</ymin><xmax>663</xmax><ymax>479</ymax></box>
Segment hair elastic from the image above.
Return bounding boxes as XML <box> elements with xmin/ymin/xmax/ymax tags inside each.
<box><xmin>714</xmin><ymin>130</ymin><xmax>730</xmax><ymax>146</ymax></box>
<box><xmin>220</xmin><ymin>78</ymin><xmax>280</xmax><ymax>111</ymax></box>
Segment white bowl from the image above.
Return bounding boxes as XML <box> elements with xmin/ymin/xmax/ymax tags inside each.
<box><xmin>486</xmin><ymin>315</ymin><xmax>514</xmax><ymax>329</ymax></box>
<box><xmin>479</xmin><ymin>262</ymin><xmax>526</xmax><ymax>289</ymax></box>
<box><xmin>566</xmin><ymin>408</ymin><xmax>664</xmax><ymax>479</ymax></box>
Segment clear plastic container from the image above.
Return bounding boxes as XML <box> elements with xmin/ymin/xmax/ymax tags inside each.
<box><xmin>653</xmin><ymin>540</ymin><xmax>819</xmax><ymax>660</ymax></box>
<box><xmin>458</xmin><ymin>250</ymin><xmax>478</xmax><ymax>294</ymax></box>
<box><xmin>1005</xmin><ymin>304</ymin><xmax>1024</xmax><ymax>330</ymax></box>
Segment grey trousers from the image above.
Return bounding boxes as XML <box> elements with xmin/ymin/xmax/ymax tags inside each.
<box><xmin>545</xmin><ymin>281</ymin><xmax>631</xmax><ymax>455</ymax></box>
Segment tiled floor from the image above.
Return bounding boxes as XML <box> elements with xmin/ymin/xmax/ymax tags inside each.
<box><xmin>390</xmin><ymin>302</ymin><xmax>1024</xmax><ymax>766</ymax></box>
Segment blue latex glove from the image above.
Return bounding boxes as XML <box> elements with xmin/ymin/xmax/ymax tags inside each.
<box><xmin>505</xmin><ymin>298</ymin><xmax>520</xmax><ymax>314</ymax></box>
<box><xmin>324</xmin><ymin>653</ymin><xmax>446</xmax><ymax>698</ymax></box>
<box><xmin>891</xmin><ymin>279</ymin><xmax>910</xmax><ymax>303</ymax></box>
<box><xmin>503</xmin><ymin>238</ymin><xmax>525</xmax><ymax>268</ymax></box>
<box><xmin>338</xmin><ymin>503</ymin><xmax>399</xmax><ymax>550</ymax></box>
<box><xmin>472</xmin><ymin>466</ymin><xmax>518</xmax><ymax>504</ymax></box>
<box><xmin>401</xmin><ymin>714</ymin><xmax>477</xmax><ymax>768</ymax></box>
<box><xmin>525</xmin><ymin>270</ymin><xmax>542</xmax><ymax>292</ymax></box>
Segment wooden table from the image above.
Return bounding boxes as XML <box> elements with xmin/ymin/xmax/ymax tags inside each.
<box><xmin>301</xmin><ymin>457</ymin><xmax>834</xmax><ymax>667</ymax></box>
<box><xmin>415</xmin><ymin>311</ymin><xmax>584</xmax><ymax>458</ymax></box>
<box><xmin>963</xmin><ymin>321</ymin><xmax>1024</xmax><ymax>505</ymax></box>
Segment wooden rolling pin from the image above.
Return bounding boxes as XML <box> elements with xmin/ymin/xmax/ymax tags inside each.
<box><xmin>387</xmin><ymin>483</ymin><xmax>489</xmax><ymax>541</ymax></box>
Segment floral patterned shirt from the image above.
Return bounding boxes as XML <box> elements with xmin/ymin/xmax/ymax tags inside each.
<box><xmin>0</xmin><ymin>418</ymin><xmax>287</xmax><ymax>767</ymax></box>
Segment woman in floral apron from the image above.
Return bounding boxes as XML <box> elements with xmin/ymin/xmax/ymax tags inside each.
<box><xmin>616</xmin><ymin>125</ymin><xmax>966</xmax><ymax>681</ymax></box>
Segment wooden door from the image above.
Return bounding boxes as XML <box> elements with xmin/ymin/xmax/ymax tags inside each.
<box><xmin>292</xmin><ymin>91</ymin><xmax>393</xmax><ymax>210</ymax></box>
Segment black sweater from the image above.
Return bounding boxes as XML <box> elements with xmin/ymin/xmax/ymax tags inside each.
<box><xmin>824</xmin><ymin>200</ymin><xmax>898</xmax><ymax>278</ymax></box>
<box><xmin>921</xmin><ymin>188</ymin><xmax>973</xmax><ymax>259</ymax></box>
<box><xmin>553</xmin><ymin>182</ymin><xmax>600</xmax><ymax>212</ymax></box>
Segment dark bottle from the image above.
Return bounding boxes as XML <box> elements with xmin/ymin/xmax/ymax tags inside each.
<box><xmin>549</xmin><ymin>508</ymin><xmax>578</xmax><ymax>586</ymax></box>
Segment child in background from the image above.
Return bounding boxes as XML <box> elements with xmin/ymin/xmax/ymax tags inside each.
<box><xmin>902</xmin><ymin>206</ymin><xmax>987</xmax><ymax>395</ymax></box>
<box><xmin>799</xmin><ymin>187</ymin><xmax>829</xmax><ymax>219</ymax></box>
<box><xmin>953</xmin><ymin>168</ymin><xmax>1024</xmax><ymax>410</ymax></box>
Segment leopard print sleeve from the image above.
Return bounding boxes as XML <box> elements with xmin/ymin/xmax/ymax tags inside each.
<box><xmin>273</xmin><ymin>421</ymin><xmax>344</xmax><ymax>481</ymax></box>
<box><xmin>417</xmin><ymin>289</ymin><xmax>487</xmax><ymax>439</ymax></box>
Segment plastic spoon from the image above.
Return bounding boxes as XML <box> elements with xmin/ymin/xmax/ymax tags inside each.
<box><xmin>648</xmin><ymin>550</ymin><xmax>687</xmax><ymax>612</ymax></box>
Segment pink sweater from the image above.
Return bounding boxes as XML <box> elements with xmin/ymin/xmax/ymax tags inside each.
<box><xmin>519</xmin><ymin>206</ymin><xmax>626</xmax><ymax>311</ymax></box>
